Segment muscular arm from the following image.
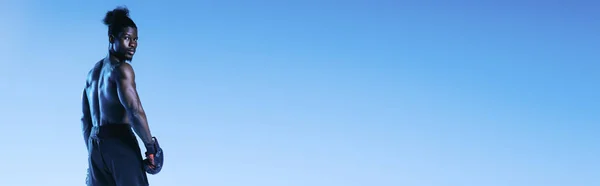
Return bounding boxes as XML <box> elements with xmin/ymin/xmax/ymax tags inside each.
<box><xmin>114</xmin><ymin>63</ymin><xmax>155</xmax><ymax>150</ymax></box>
<box><xmin>81</xmin><ymin>88</ymin><xmax>93</xmax><ymax>149</ymax></box>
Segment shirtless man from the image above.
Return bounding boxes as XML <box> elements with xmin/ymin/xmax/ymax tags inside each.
<box><xmin>81</xmin><ymin>7</ymin><xmax>158</xmax><ymax>186</ymax></box>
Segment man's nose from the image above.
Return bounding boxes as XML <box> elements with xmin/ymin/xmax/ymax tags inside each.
<box><xmin>129</xmin><ymin>41</ymin><xmax>137</xmax><ymax>48</ymax></box>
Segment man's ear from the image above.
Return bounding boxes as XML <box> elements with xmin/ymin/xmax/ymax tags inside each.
<box><xmin>109</xmin><ymin>35</ymin><xmax>114</xmax><ymax>43</ymax></box>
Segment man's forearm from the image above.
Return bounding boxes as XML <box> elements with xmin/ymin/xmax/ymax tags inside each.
<box><xmin>129</xmin><ymin>111</ymin><xmax>154</xmax><ymax>149</ymax></box>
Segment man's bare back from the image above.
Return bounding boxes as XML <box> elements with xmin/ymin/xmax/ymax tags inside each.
<box><xmin>81</xmin><ymin>60</ymin><xmax>103</xmax><ymax>147</ymax></box>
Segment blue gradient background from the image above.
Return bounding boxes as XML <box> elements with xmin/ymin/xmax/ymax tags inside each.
<box><xmin>1</xmin><ymin>0</ymin><xmax>598</xmax><ymax>186</ymax></box>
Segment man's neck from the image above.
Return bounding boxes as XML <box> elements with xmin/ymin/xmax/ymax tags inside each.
<box><xmin>107</xmin><ymin>53</ymin><xmax>126</xmax><ymax>64</ymax></box>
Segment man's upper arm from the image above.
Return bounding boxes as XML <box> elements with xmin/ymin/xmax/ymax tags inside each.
<box><xmin>115</xmin><ymin>63</ymin><xmax>142</xmax><ymax>113</ymax></box>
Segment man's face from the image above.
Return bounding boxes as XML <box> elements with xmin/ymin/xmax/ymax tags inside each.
<box><xmin>111</xmin><ymin>26</ymin><xmax>138</xmax><ymax>61</ymax></box>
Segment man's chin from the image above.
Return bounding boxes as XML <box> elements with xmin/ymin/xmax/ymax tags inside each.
<box><xmin>122</xmin><ymin>52</ymin><xmax>134</xmax><ymax>60</ymax></box>
<box><xmin>124</xmin><ymin>56</ymin><xmax>134</xmax><ymax>62</ymax></box>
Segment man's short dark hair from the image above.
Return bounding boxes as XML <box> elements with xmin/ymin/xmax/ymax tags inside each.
<box><xmin>103</xmin><ymin>6</ymin><xmax>137</xmax><ymax>37</ymax></box>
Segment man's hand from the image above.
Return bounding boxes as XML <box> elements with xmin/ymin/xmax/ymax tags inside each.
<box><xmin>145</xmin><ymin>153</ymin><xmax>156</xmax><ymax>169</ymax></box>
<box><xmin>144</xmin><ymin>137</ymin><xmax>163</xmax><ymax>174</ymax></box>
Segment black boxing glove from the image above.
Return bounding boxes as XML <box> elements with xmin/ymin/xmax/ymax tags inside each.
<box><xmin>144</xmin><ymin>137</ymin><xmax>164</xmax><ymax>175</ymax></box>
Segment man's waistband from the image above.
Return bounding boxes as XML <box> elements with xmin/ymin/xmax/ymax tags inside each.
<box><xmin>92</xmin><ymin>121</ymin><xmax>133</xmax><ymax>138</ymax></box>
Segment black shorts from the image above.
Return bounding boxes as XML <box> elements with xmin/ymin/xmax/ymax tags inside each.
<box><xmin>87</xmin><ymin>124</ymin><xmax>149</xmax><ymax>186</ymax></box>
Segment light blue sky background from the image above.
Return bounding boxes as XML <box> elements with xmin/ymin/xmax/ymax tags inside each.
<box><xmin>0</xmin><ymin>0</ymin><xmax>598</xmax><ymax>186</ymax></box>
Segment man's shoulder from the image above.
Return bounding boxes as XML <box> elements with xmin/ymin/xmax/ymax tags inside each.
<box><xmin>85</xmin><ymin>60</ymin><xmax>104</xmax><ymax>84</ymax></box>
<box><xmin>93</xmin><ymin>59</ymin><xmax>104</xmax><ymax>70</ymax></box>
<box><xmin>112</xmin><ymin>62</ymin><xmax>135</xmax><ymax>79</ymax></box>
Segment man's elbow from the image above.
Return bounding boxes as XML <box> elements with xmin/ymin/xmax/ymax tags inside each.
<box><xmin>127</xmin><ymin>107</ymin><xmax>146</xmax><ymax>120</ymax></box>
